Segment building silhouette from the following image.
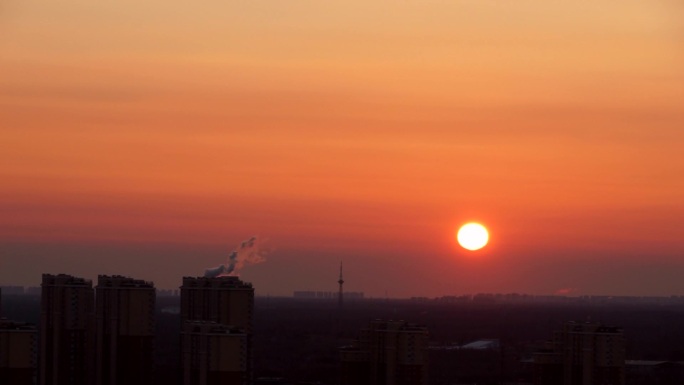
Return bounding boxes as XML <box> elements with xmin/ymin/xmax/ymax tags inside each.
<box><xmin>95</xmin><ymin>275</ymin><xmax>155</xmax><ymax>385</ymax></box>
<box><xmin>183</xmin><ymin>321</ymin><xmax>248</xmax><ymax>385</ymax></box>
<box><xmin>180</xmin><ymin>277</ymin><xmax>254</xmax><ymax>331</ymax></box>
<box><xmin>340</xmin><ymin>319</ymin><xmax>429</xmax><ymax>385</ymax></box>
<box><xmin>0</xmin><ymin>319</ymin><xmax>37</xmax><ymax>385</ymax></box>
<box><xmin>40</xmin><ymin>274</ymin><xmax>95</xmax><ymax>385</ymax></box>
<box><xmin>180</xmin><ymin>276</ymin><xmax>254</xmax><ymax>385</ymax></box>
<box><xmin>532</xmin><ymin>321</ymin><xmax>625</xmax><ymax>385</ymax></box>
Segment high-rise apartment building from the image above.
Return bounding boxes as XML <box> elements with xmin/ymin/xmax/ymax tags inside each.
<box><xmin>0</xmin><ymin>320</ymin><xmax>37</xmax><ymax>385</ymax></box>
<box><xmin>340</xmin><ymin>319</ymin><xmax>429</xmax><ymax>385</ymax></box>
<box><xmin>95</xmin><ymin>275</ymin><xmax>155</xmax><ymax>385</ymax></box>
<box><xmin>180</xmin><ymin>276</ymin><xmax>254</xmax><ymax>385</ymax></box>
<box><xmin>40</xmin><ymin>274</ymin><xmax>95</xmax><ymax>385</ymax></box>
<box><xmin>180</xmin><ymin>276</ymin><xmax>254</xmax><ymax>331</ymax></box>
<box><xmin>532</xmin><ymin>321</ymin><xmax>625</xmax><ymax>385</ymax></box>
<box><xmin>183</xmin><ymin>321</ymin><xmax>248</xmax><ymax>385</ymax></box>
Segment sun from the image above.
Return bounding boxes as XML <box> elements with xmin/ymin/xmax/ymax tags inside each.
<box><xmin>457</xmin><ymin>223</ymin><xmax>489</xmax><ymax>251</ymax></box>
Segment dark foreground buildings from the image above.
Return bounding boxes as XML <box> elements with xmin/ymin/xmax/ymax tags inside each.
<box><xmin>39</xmin><ymin>273</ymin><xmax>155</xmax><ymax>385</ymax></box>
<box><xmin>180</xmin><ymin>276</ymin><xmax>254</xmax><ymax>385</ymax></box>
<box><xmin>533</xmin><ymin>321</ymin><xmax>625</xmax><ymax>385</ymax></box>
<box><xmin>183</xmin><ymin>321</ymin><xmax>248</xmax><ymax>385</ymax></box>
<box><xmin>340</xmin><ymin>319</ymin><xmax>429</xmax><ymax>385</ymax></box>
<box><xmin>1</xmin><ymin>286</ymin><xmax>37</xmax><ymax>385</ymax></box>
<box><xmin>95</xmin><ymin>275</ymin><xmax>155</xmax><ymax>385</ymax></box>
<box><xmin>40</xmin><ymin>274</ymin><xmax>95</xmax><ymax>385</ymax></box>
<box><xmin>29</xmin><ymin>273</ymin><xmax>256</xmax><ymax>385</ymax></box>
<box><xmin>0</xmin><ymin>319</ymin><xmax>37</xmax><ymax>385</ymax></box>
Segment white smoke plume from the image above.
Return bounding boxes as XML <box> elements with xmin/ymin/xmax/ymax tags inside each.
<box><xmin>204</xmin><ymin>236</ymin><xmax>266</xmax><ymax>278</ymax></box>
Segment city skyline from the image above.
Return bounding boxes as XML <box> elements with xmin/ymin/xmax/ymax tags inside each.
<box><xmin>2</xmin><ymin>0</ymin><xmax>684</xmax><ymax>297</ymax></box>
<box><xmin>5</xmin><ymin>274</ymin><xmax>681</xmax><ymax>385</ymax></box>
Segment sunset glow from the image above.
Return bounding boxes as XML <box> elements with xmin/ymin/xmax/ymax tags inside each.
<box><xmin>1</xmin><ymin>0</ymin><xmax>684</xmax><ymax>297</ymax></box>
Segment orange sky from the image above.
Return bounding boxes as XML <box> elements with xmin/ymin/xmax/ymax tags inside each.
<box><xmin>1</xmin><ymin>0</ymin><xmax>683</xmax><ymax>297</ymax></box>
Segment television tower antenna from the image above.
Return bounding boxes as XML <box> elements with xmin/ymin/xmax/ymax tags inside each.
<box><xmin>338</xmin><ymin>261</ymin><xmax>344</xmax><ymax>307</ymax></box>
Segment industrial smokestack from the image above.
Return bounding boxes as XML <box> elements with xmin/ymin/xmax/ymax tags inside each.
<box><xmin>204</xmin><ymin>236</ymin><xmax>265</xmax><ymax>278</ymax></box>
